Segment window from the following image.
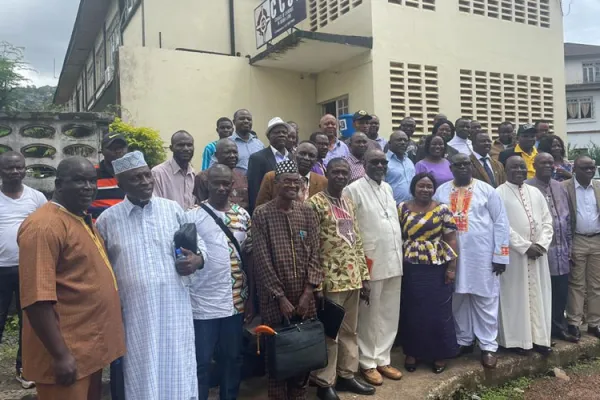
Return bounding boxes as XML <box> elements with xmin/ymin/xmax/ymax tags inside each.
<box><xmin>309</xmin><ymin>0</ymin><xmax>363</xmax><ymax>31</ymax></box>
<box><xmin>389</xmin><ymin>0</ymin><xmax>436</xmax><ymax>11</ymax></box>
<box><xmin>390</xmin><ymin>62</ymin><xmax>440</xmax><ymax>138</ymax></box>
<box><xmin>95</xmin><ymin>42</ymin><xmax>106</xmax><ymax>88</ymax></box>
<box><xmin>86</xmin><ymin>58</ymin><xmax>95</xmax><ymax>104</ymax></box>
<box><xmin>459</xmin><ymin>0</ymin><xmax>550</xmax><ymax>28</ymax></box>
<box><xmin>107</xmin><ymin>16</ymin><xmax>121</xmax><ymax>68</ymax></box>
<box><xmin>321</xmin><ymin>96</ymin><xmax>350</xmax><ymax>121</ymax></box>
<box><xmin>567</xmin><ymin>98</ymin><xmax>594</xmax><ymax>120</ymax></box>
<box><xmin>459</xmin><ymin>69</ymin><xmax>554</xmax><ymax>136</ymax></box>
<box><xmin>583</xmin><ymin>63</ymin><xmax>600</xmax><ymax>83</ymax></box>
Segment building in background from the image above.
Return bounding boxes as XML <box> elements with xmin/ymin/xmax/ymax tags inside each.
<box><xmin>564</xmin><ymin>42</ymin><xmax>600</xmax><ymax>150</ymax></box>
<box><xmin>53</xmin><ymin>0</ymin><xmax>566</xmax><ymax>166</ymax></box>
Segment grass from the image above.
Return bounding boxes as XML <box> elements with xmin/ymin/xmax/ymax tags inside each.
<box><xmin>453</xmin><ymin>377</ymin><xmax>533</xmax><ymax>400</ymax></box>
<box><xmin>453</xmin><ymin>357</ymin><xmax>600</xmax><ymax>400</ymax></box>
<box><xmin>0</xmin><ymin>316</ymin><xmax>19</xmax><ymax>363</ymax></box>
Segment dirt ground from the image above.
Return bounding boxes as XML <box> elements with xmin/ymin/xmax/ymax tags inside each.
<box><xmin>524</xmin><ymin>359</ymin><xmax>600</xmax><ymax>400</ymax></box>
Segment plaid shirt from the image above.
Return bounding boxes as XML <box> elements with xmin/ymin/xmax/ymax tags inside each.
<box><xmin>345</xmin><ymin>153</ymin><xmax>366</xmax><ymax>183</ymax></box>
<box><xmin>253</xmin><ymin>200</ymin><xmax>323</xmax><ymax>326</ymax></box>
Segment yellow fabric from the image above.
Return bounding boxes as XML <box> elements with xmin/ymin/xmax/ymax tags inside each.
<box><xmin>514</xmin><ymin>144</ymin><xmax>538</xmax><ymax>179</ymax></box>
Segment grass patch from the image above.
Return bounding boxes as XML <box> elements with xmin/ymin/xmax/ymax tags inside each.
<box><xmin>454</xmin><ymin>377</ymin><xmax>533</xmax><ymax>400</ymax></box>
<box><xmin>0</xmin><ymin>316</ymin><xmax>19</xmax><ymax>363</ymax></box>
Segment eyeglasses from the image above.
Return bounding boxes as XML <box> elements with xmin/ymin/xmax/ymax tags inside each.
<box><xmin>369</xmin><ymin>159</ymin><xmax>389</xmax><ymax>166</ymax></box>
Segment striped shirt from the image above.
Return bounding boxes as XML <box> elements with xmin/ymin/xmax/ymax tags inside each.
<box><xmin>89</xmin><ymin>161</ymin><xmax>126</xmax><ymax>221</ymax></box>
<box><xmin>201</xmin><ymin>141</ymin><xmax>218</xmax><ymax>171</ymax></box>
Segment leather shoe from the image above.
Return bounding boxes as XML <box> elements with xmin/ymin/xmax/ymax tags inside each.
<box><xmin>554</xmin><ymin>330</ymin><xmax>579</xmax><ymax>343</ymax></box>
<box><xmin>360</xmin><ymin>368</ymin><xmax>383</xmax><ymax>386</ymax></box>
<box><xmin>336</xmin><ymin>377</ymin><xmax>375</xmax><ymax>395</ymax></box>
<box><xmin>508</xmin><ymin>347</ymin><xmax>530</xmax><ymax>356</ymax></box>
<box><xmin>481</xmin><ymin>351</ymin><xmax>497</xmax><ymax>369</ymax></box>
<box><xmin>588</xmin><ymin>326</ymin><xmax>600</xmax><ymax>339</ymax></box>
<box><xmin>377</xmin><ymin>365</ymin><xmax>403</xmax><ymax>380</ymax></box>
<box><xmin>533</xmin><ymin>344</ymin><xmax>552</xmax><ymax>356</ymax></box>
<box><xmin>568</xmin><ymin>324</ymin><xmax>581</xmax><ymax>340</ymax></box>
<box><xmin>317</xmin><ymin>386</ymin><xmax>340</xmax><ymax>400</ymax></box>
<box><xmin>458</xmin><ymin>344</ymin><xmax>474</xmax><ymax>355</ymax></box>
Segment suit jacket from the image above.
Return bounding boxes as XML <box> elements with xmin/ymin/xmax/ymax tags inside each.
<box><xmin>469</xmin><ymin>153</ymin><xmax>506</xmax><ymax>188</ymax></box>
<box><xmin>498</xmin><ymin>147</ymin><xmax>518</xmax><ymax>166</ymax></box>
<box><xmin>562</xmin><ymin>178</ymin><xmax>600</xmax><ymax>233</ymax></box>
<box><xmin>247</xmin><ymin>147</ymin><xmax>276</xmax><ymax>213</ymax></box>
<box><xmin>255</xmin><ymin>171</ymin><xmax>328</xmax><ymax>209</ymax></box>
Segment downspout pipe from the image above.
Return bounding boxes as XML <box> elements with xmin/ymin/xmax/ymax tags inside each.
<box><xmin>229</xmin><ymin>0</ymin><xmax>236</xmax><ymax>56</ymax></box>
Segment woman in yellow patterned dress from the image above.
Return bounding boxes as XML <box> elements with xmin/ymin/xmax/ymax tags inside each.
<box><xmin>398</xmin><ymin>172</ymin><xmax>459</xmax><ymax>374</ymax></box>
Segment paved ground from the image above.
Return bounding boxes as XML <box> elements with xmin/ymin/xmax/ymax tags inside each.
<box><xmin>2</xmin><ymin>332</ymin><xmax>600</xmax><ymax>399</ymax></box>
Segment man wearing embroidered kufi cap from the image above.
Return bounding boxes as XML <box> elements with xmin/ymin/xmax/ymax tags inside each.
<box><xmin>96</xmin><ymin>151</ymin><xmax>208</xmax><ymax>400</ymax></box>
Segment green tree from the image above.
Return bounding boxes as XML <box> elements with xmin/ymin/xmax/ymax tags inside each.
<box><xmin>110</xmin><ymin>118</ymin><xmax>167</xmax><ymax>168</ymax></box>
<box><xmin>0</xmin><ymin>41</ymin><xmax>31</xmax><ymax>111</ymax></box>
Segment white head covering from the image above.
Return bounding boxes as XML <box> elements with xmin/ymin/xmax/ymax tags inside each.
<box><xmin>112</xmin><ymin>151</ymin><xmax>148</xmax><ymax>175</ymax></box>
<box><xmin>266</xmin><ymin>117</ymin><xmax>290</xmax><ymax>136</ymax></box>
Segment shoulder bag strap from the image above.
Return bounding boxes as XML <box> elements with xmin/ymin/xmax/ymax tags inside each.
<box><xmin>199</xmin><ymin>203</ymin><xmax>244</xmax><ymax>262</ymax></box>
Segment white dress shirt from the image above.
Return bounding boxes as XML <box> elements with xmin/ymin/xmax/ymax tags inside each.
<box><xmin>575</xmin><ymin>180</ymin><xmax>600</xmax><ymax>235</ymax></box>
<box><xmin>270</xmin><ymin>146</ymin><xmax>289</xmax><ymax>164</ymax></box>
<box><xmin>448</xmin><ymin>136</ymin><xmax>474</xmax><ymax>155</ymax></box>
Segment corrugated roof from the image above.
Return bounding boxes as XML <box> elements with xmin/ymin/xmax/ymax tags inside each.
<box><xmin>565</xmin><ymin>42</ymin><xmax>600</xmax><ymax>58</ymax></box>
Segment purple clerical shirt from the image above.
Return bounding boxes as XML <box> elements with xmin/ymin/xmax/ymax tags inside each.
<box><xmin>526</xmin><ymin>177</ymin><xmax>572</xmax><ymax>276</ymax></box>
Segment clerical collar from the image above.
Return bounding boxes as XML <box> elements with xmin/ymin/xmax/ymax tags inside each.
<box><xmin>505</xmin><ymin>181</ymin><xmax>524</xmax><ymax>189</ymax></box>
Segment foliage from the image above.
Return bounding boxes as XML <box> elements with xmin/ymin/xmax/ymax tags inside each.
<box><xmin>0</xmin><ymin>41</ymin><xmax>32</xmax><ymax>111</ymax></box>
<box><xmin>10</xmin><ymin>85</ymin><xmax>62</xmax><ymax>111</ymax></box>
<box><xmin>568</xmin><ymin>142</ymin><xmax>600</xmax><ymax>166</ymax></box>
<box><xmin>110</xmin><ymin>117</ymin><xmax>167</xmax><ymax>168</ymax></box>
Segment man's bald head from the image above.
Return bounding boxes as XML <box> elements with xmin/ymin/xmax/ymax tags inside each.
<box><xmin>215</xmin><ymin>138</ymin><xmax>238</xmax><ymax>169</ymax></box>
<box><xmin>533</xmin><ymin>152</ymin><xmax>554</xmax><ymax>181</ymax></box>
<box><xmin>0</xmin><ymin>151</ymin><xmax>26</xmax><ymax>187</ymax></box>
<box><xmin>54</xmin><ymin>156</ymin><xmax>98</xmax><ymax>214</ymax></box>
<box><xmin>505</xmin><ymin>156</ymin><xmax>528</xmax><ymax>186</ymax></box>
<box><xmin>207</xmin><ymin>163</ymin><xmax>233</xmax><ymax>181</ymax></box>
<box><xmin>0</xmin><ymin>150</ymin><xmax>24</xmax><ymax>166</ymax></box>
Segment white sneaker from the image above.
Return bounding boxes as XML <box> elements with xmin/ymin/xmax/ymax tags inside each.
<box><xmin>16</xmin><ymin>369</ymin><xmax>35</xmax><ymax>389</ymax></box>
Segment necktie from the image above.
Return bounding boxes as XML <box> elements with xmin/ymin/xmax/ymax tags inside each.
<box><xmin>300</xmin><ymin>177</ymin><xmax>309</xmax><ymax>201</ymax></box>
<box><xmin>481</xmin><ymin>157</ymin><xmax>496</xmax><ymax>187</ymax></box>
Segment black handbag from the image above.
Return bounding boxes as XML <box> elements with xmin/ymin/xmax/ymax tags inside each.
<box><xmin>266</xmin><ymin>318</ymin><xmax>327</xmax><ymax>381</ymax></box>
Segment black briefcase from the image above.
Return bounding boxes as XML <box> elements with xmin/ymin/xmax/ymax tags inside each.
<box><xmin>266</xmin><ymin>318</ymin><xmax>327</xmax><ymax>381</ymax></box>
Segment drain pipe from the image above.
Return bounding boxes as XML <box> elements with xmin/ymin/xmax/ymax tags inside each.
<box><xmin>229</xmin><ymin>0</ymin><xmax>236</xmax><ymax>56</ymax></box>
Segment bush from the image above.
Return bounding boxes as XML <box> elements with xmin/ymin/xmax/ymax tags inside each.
<box><xmin>109</xmin><ymin>118</ymin><xmax>167</xmax><ymax>168</ymax></box>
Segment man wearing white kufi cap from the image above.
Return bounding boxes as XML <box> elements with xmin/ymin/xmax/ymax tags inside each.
<box><xmin>96</xmin><ymin>151</ymin><xmax>207</xmax><ymax>400</ymax></box>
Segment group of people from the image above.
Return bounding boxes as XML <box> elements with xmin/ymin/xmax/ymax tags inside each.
<box><xmin>0</xmin><ymin>106</ymin><xmax>599</xmax><ymax>400</ymax></box>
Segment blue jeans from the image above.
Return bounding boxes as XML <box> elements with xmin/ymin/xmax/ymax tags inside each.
<box><xmin>194</xmin><ymin>314</ymin><xmax>244</xmax><ymax>400</ymax></box>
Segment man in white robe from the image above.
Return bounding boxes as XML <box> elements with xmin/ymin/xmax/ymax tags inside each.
<box><xmin>96</xmin><ymin>151</ymin><xmax>207</xmax><ymax>400</ymax></box>
<box><xmin>434</xmin><ymin>154</ymin><xmax>509</xmax><ymax>369</ymax></box>
<box><xmin>343</xmin><ymin>149</ymin><xmax>404</xmax><ymax>386</ymax></box>
<box><xmin>496</xmin><ymin>156</ymin><xmax>553</xmax><ymax>355</ymax></box>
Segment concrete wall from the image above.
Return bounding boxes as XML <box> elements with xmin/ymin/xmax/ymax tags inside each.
<box><xmin>0</xmin><ymin>112</ymin><xmax>112</xmax><ymax>194</ymax></box>
<box><xmin>370</xmin><ymin>0</ymin><xmax>567</xmax><ymax>138</ymax></box>
<box><xmin>565</xmin><ymin>59</ymin><xmax>585</xmax><ymax>85</ymax></box>
<box><xmin>118</xmin><ymin>46</ymin><xmax>319</xmax><ymax>167</ymax></box>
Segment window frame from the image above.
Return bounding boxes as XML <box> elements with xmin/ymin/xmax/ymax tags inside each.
<box><xmin>567</xmin><ymin>97</ymin><xmax>594</xmax><ymax>121</ymax></box>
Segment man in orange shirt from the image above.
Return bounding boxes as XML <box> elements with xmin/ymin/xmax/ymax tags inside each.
<box><xmin>18</xmin><ymin>157</ymin><xmax>125</xmax><ymax>400</ymax></box>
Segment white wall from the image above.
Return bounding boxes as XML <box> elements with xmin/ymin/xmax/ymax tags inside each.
<box><xmin>118</xmin><ymin>46</ymin><xmax>319</xmax><ymax>166</ymax></box>
<box><xmin>567</xmin><ymin>91</ymin><xmax>600</xmax><ymax>148</ymax></box>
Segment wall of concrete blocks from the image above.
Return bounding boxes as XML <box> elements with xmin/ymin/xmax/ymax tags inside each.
<box><xmin>0</xmin><ymin>112</ymin><xmax>113</xmax><ymax>195</ymax></box>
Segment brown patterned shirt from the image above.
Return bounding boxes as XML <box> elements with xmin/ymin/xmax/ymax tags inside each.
<box><xmin>18</xmin><ymin>203</ymin><xmax>125</xmax><ymax>384</ymax></box>
<box><xmin>307</xmin><ymin>192</ymin><xmax>370</xmax><ymax>292</ymax></box>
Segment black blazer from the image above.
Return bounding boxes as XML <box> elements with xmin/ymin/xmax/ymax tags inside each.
<box><xmin>498</xmin><ymin>147</ymin><xmax>518</xmax><ymax>166</ymax></box>
<box><xmin>247</xmin><ymin>147</ymin><xmax>277</xmax><ymax>214</ymax></box>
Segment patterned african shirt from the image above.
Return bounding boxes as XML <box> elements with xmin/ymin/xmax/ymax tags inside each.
<box><xmin>307</xmin><ymin>192</ymin><xmax>370</xmax><ymax>293</ymax></box>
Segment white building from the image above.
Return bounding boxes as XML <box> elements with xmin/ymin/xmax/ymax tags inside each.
<box><xmin>565</xmin><ymin>42</ymin><xmax>600</xmax><ymax>149</ymax></box>
<box><xmin>54</xmin><ymin>0</ymin><xmax>567</xmax><ymax>166</ymax></box>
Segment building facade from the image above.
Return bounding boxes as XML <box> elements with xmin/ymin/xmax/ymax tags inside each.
<box><xmin>564</xmin><ymin>42</ymin><xmax>600</xmax><ymax>150</ymax></box>
<box><xmin>54</xmin><ymin>0</ymin><xmax>566</xmax><ymax>166</ymax></box>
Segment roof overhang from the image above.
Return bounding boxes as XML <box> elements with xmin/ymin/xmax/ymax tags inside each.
<box><xmin>54</xmin><ymin>0</ymin><xmax>112</xmax><ymax>104</ymax></box>
<box><xmin>249</xmin><ymin>30</ymin><xmax>372</xmax><ymax>73</ymax></box>
<box><xmin>566</xmin><ymin>83</ymin><xmax>600</xmax><ymax>93</ymax></box>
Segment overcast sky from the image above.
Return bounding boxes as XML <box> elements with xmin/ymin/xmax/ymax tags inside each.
<box><xmin>1</xmin><ymin>0</ymin><xmax>599</xmax><ymax>87</ymax></box>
